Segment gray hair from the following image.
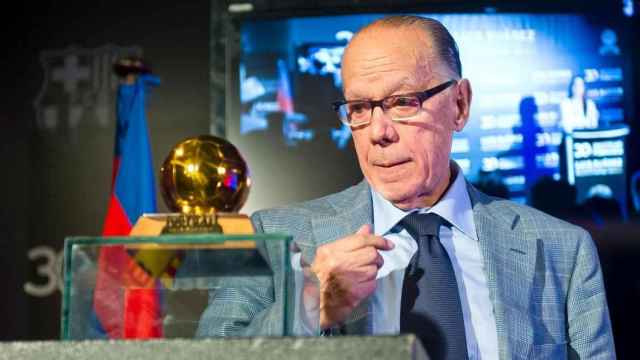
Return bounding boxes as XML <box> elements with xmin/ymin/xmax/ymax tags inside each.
<box><xmin>358</xmin><ymin>15</ymin><xmax>462</xmax><ymax>78</ymax></box>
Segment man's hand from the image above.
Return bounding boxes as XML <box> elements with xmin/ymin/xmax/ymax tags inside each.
<box><xmin>310</xmin><ymin>224</ymin><xmax>394</xmax><ymax>329</ymax></box>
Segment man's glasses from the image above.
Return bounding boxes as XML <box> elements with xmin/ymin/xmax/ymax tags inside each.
<box><xmin>332</xmin><ymin>79</ymin><xmax>457</xmax><ymax>127</ymax></box>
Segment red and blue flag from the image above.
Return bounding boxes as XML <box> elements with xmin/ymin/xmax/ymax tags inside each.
<box><xmin>93</xmin><ymin>74</ymin><xmax>162</xmax><ymax>339</ymax></box>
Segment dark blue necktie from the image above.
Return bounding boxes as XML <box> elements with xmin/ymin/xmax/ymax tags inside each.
<box><xmin>400</xmin><ymin>212</ymin><xmax>468</xmax><ymax>360</ymax></box>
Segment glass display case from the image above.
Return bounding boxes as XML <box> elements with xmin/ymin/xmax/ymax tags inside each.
<box><xmin>61</xmin><ymin>233</ymin><xmax>318</xmax><ymax>340</ymax></box>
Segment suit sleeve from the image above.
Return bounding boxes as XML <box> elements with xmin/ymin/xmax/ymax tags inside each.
<box><xmin>566</xmin><ymin>229</ymin><xmax>616</xmax><ymax>359</ymax></box>
<box><xmin>195</xmin><ymin>212</ymin><xmax>284</xmax><ymax>337</ymax></box>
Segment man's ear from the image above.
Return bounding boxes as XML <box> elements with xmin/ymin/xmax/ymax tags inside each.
<box><xmin>453</xmin><ymin>78</ymin><xmax>472</xmax><ymax>132</ymax></box>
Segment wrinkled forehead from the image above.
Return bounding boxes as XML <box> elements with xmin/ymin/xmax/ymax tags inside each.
<box><xmin>341</xmin><ymin>26</ymin><xmax>438</xmax><ymax>96</ymax></box>
<box><xmin>343</xmin><ymin>25</ymin><xmax>433</xmax><ymax>69</ymax></box>
<box><xmin>349</xmin><ymin>23</ymin><xmax>432</xmax><ymax>50</ymax></box>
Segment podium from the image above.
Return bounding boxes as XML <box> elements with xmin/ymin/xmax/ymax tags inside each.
<box><xmin>562</xmin><ymin>124</ymin><xmax>630</xmax><ymax>209</ymax></box>
<box><xmin>0</xmin><ymin>335</ymin><xmax>428</xmax><ymax>360</ymax></box>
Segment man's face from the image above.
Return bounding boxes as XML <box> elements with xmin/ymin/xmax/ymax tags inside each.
<box><xmin>341</xmin><ymin>26</ymin><xmax>471</xmax><ymax>209</ymax></box>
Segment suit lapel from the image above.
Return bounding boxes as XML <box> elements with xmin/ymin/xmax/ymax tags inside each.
<box><xmin>468</xmin><ymin>183</ymin><xmax>538</xmax><ymax>358</ymax></box>
<box><xmin>310</xmin><ymin>182</ymin><xmax>373</xmax><ymax>247</ymax></box>
<box><xmin>309</xmin><ymin>181</ymin><xmax>374</xmax><ymax>333</ymax></box>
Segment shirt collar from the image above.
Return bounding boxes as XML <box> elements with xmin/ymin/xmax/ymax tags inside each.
<box><xmin>371</xmin><ymin>162</ymin><xmax>478</xmax><ymax>241</ymax></box>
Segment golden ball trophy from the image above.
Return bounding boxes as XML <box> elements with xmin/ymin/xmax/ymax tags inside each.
<box><xmin>63</xmin><ymin>134</ymin><xmax>297</xmax><ymax>340</ymax></box>
<box><xmin>130</xmin><ymin>134</ymin><xmax>254</xmax><ymax>235</ymax></box>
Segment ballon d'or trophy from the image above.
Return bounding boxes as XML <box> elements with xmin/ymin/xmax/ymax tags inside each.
<box><xmin>61</xmin><ymin>135</ymin><xmax>296</xmax><ymax>341</ymax></box>
<box><xmin>61</xmin><ymin>136</ymin><xmax>286</xmax><ymax>341</ymax></box>
<box><xmin>130</xmin><ymin>134</ymin><xmax>254</xmax><ymax>235</ymax></box>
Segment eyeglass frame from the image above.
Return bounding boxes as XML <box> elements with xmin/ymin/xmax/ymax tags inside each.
<box><xmin>331</xmin><ymin>79</ymin><xmax>458</xmax><ymax>126</ymax></box>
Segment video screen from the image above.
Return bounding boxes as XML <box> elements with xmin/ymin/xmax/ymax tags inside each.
<box><xmin>228</xmin><ymin>13</ymin><xmax>632</xmax><ymax>212</ymax></box>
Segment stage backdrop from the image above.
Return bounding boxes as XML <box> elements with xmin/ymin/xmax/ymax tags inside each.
<box><xmin>1</xmin><ymin>1</ymin><xmax>211</xmax><ymax>340</ymax></box>
<box><xmin>226</xmin><ymin>13</ymin><xmax>634</xmax><ymax>213</ymax></box>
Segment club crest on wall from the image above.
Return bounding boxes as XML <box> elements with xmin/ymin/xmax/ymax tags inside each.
<box><xmin>34</xmin><ymin>45</ymin><xmax>143</xmax><ymax>132</ymax></box>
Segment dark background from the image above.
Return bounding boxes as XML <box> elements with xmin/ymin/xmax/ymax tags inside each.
<box><xmin>1</xmin><ymin>0</ymin><xmax>210</xmax><ymax>340</ymax></box>
<box><xmin>1</xmin><ymin>1</ymin><xmax>639</xmax><ymax>358</ymax></box>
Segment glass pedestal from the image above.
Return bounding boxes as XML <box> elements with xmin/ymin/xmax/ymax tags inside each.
<box><xmin>62</xmin><ymin>233</ymin><xmax>318</xmax><ymax>340</ymax></box>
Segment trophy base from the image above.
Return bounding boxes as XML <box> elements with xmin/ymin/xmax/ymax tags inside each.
<box><xmin>130</xmin><ymin>213</ymin><xmax>255</xmax><ymax>236</ymax></box>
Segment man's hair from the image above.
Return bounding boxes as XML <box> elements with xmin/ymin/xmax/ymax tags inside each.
<box><xmin>358</xmin><ymin>15</ymin><xmax>462</xmax><ymax>78</ymax></box>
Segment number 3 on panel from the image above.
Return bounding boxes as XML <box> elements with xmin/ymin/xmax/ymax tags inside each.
<box><xmin>24</xmin><ymin>246</ymin><xmax>64</xmax><ymax>298</ymax></box>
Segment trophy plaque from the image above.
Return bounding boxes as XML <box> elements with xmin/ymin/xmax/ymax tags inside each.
<box><xmin>62</xmin><ymin>135</ymin><xmax>318</xmax><ymax>341</ymax></box>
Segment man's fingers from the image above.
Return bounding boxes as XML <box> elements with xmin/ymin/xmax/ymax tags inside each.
<box><xmin>349</xmin><ymin>246</ymin><xmax>377</xmax><ymax>264</ymax></box>
<box><xmin>356</xmin><ymin>235</ymin><xmax>394</xmax><ymax>251</ymax></box>
<box><xmin>356</xmin><ymin>224</ymin><xmax>372</xmax><ymax>235</ymax></box>
<box><xmin>375</xmin><ymin>253</ymin><xmax>384</xmax><ymax>268</ymax></box>
<box><xmin>343</xmin><ymin>247</ymin><xmax>385</xmax><ymax>271</ymax></box>
<box><xmin>358</xmin><ymin>265</ymin><xmax>378</xmax><ymax>282</ymax></box>
<box><xmin>341</xmin><ymin>233</ymin><xmax>394</xmax><ymax>252</ymax></box>
<box><xmin>381</xmin><ymin>238</ymin><xmax>395</xmax><ymax>250</ymax></box>
<box><xmin>332</xmin><ymin>225</ymin><xmax>395</xmax><ymax>252</ymax></box>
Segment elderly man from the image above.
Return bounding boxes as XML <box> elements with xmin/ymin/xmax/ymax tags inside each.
<box><xmin>198</xmin><ymin>15</ymin><xmax>615</xmax><ymax>359</ymax></box>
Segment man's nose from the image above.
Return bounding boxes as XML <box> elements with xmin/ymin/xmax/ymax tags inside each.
<box><xmin>369</xmin><ymin>106</ymin><xmax>399</xmax><ymax>145</ymax></box>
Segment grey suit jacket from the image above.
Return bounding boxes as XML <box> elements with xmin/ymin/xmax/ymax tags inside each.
<box><xmin>197</xmin><ymin>180</ymin><xmax>615</xmax><ymax>359</ymax></box>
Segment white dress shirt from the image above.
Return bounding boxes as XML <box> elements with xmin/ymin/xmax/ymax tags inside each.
<box><xmin>370</xmin><ymin>166</ymin><xmax>499</xmax><ymax>360</ymax></box>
